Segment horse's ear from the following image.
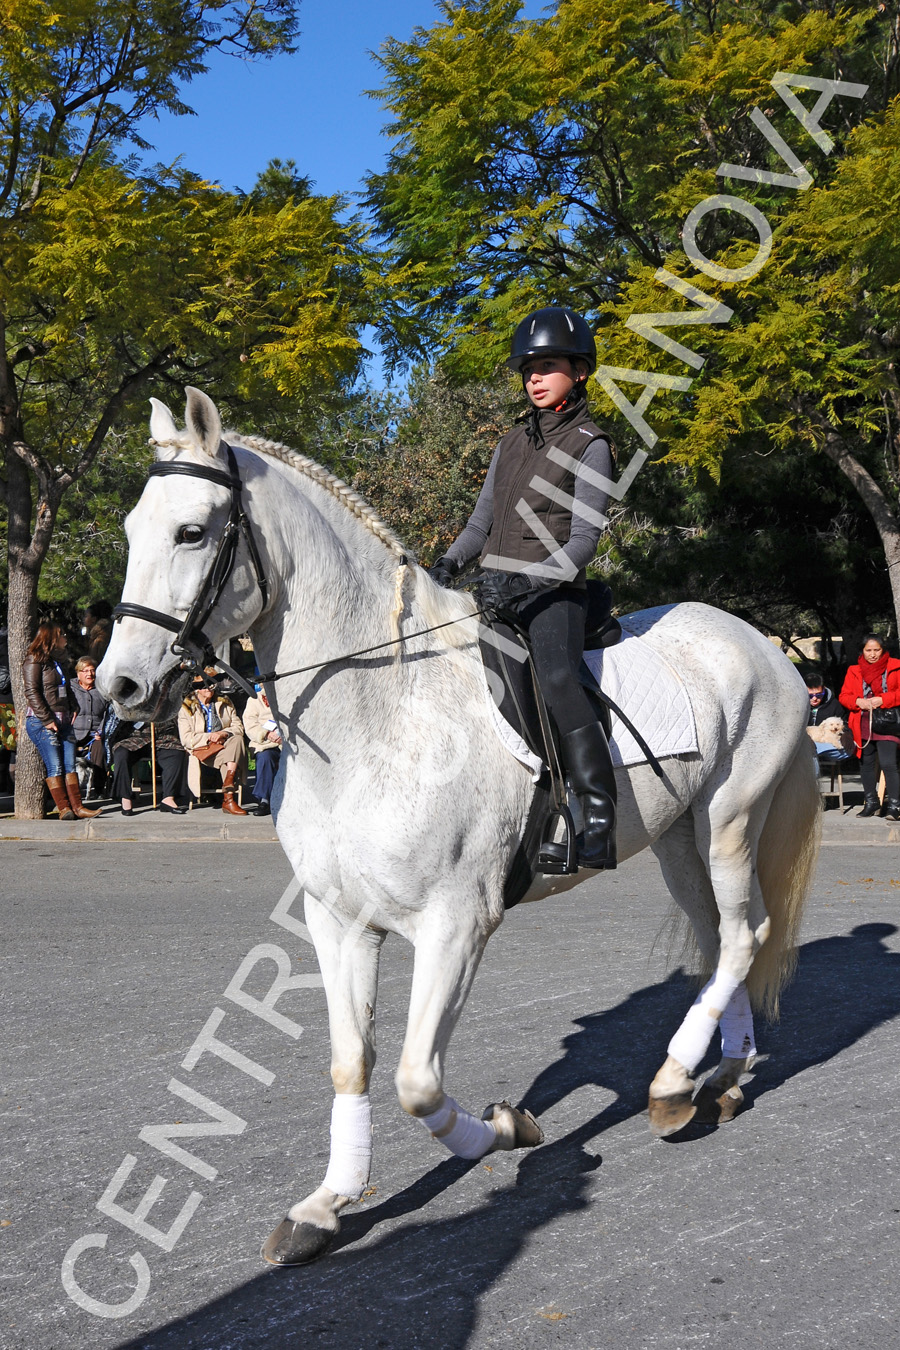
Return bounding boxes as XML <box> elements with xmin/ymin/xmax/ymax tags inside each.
<box><xmin>149</xmin><ymin>398</ymin><xmax>178</xmax><ymax>450</ymax></box>
<box><xmin>184</xmin><ymin>387</ymin><xmax>223</xmax><ymax>460</ymax></box>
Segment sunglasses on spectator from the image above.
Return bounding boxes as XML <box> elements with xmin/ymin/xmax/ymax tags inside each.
<box><xmin>808</xmin><ymin>689</ymin><xmax>825</xmax><ymax>698</ymax></box>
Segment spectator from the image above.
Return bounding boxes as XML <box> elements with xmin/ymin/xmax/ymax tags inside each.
<box><xmin>839</xmin><ymin>634</ymin><xmax>900</xmax><ymax>820</ymax></box>
<box><xmin>82</xmin><ymin>599</ymin><xmax>113</xmax><ymax>665</ymax></box>
<box><xmin>178</xmin><ymin>671</ymin><xmax>248</xmax><ymax>815</ymax></box>
<box><xmin>804</xmin><ymin>670</ymin><xmax>852</xmax><ymax>771</ymax></box>
<box><xmin>71</xmin><ymin>657</ymin><xmax>109</xmax><ymax>799</ymax></box>
<box><xmin>0</xmin><ymin>623</ymin><xmax>13</xmax><ymax>795</ymax></box>
<box><xmin>243</xmin><ymin>685</ymin><xmax>282</xmax><ymax>816</ymax></box>
<box><xmin>107</xmin><ymin>716</ymin><xmax>188</xmax><ymax>815</ymax></box>
<box><xmin>22</xmin><ymin>622</ymin><xmax>99</xmax><ymax>819</ymax></box>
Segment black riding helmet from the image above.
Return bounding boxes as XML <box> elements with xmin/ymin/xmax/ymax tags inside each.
<box><xmin>506</xmin><ymin>306</ymin><xmax>597</xmax><ymax>374</ymax></box>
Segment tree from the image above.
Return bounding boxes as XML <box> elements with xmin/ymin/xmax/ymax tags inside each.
<box><xmin>365</xmin><ymin>0</ymin><xmax>900</xmax><ymax>640</ymax></box>
<box><xmin>351</xmin><ymin>365</ymin><xmax>517</xmax><ymax>559</ymax></box>
<box><xmin>0</xmin><ymin>2</ymin><xmax>393</xmax><ymax>816</ymax></box>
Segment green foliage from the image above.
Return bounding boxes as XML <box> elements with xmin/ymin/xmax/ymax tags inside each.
<box><xmin>367</xmin><ymin>0</ymin><xmax>882</xmax><ymax>371</ymax></box>
<box><xmin>0</xmin><ymin>0</ymin><xmax>398</xmax><ymax>626</ymax></box>
<box><xmin>366</xmin><ymin>0</ymin><xmax>900</xmax><ymax>636</ymax></box>
<box><xmin>35</xmin><ymin>429</ymin><xmax>153</xmax><ymax>606</ymax></box>
<box><xmin>0</xmin><ymin>0</ymin><xmax>298</xmax><ymax>209</ymax></box>
<box><xmin>352</xmin><ymin>365</ymin><xmax>519</xmax><ymax>560</ymax></box>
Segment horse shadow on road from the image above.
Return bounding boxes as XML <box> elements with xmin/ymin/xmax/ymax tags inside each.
<box><xmin>115</xmin><ymin>923</ymin><xmax>900</xmax><ymax>1350</ymax></box>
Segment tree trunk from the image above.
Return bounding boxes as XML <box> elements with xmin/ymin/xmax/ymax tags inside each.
<box><xmin>6</xmin><ymin>452</ymin><xmax>44</xmax><ymax>819</ymax></box>
<box><xmin>817</xmin><ymin>423</ymin><xmax>900</xmax><ymax>642</ymax></box>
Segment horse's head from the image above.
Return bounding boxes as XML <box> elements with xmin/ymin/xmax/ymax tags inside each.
<box><xmin>98</xmin><ymin>387</ymin><xmax>266</xmax><ymax>719</ymax></box>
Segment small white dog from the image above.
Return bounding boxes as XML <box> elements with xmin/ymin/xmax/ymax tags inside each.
<box><xmin>807</xmin><ymin>715</ymin><xmax>855</xmax><ymax>756</ymax></box>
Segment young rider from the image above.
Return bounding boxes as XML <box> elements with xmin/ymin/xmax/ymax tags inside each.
<box><xmin>430</xmin><ymin>306</ymin><xmax>617</xmax><ymax>869</ymax></box>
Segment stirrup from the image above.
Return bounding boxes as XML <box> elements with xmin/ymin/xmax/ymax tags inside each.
<box><xmin>537</xmin><ymin>803</ymin><xmax>578</xmax><ymax>875</ymax></box>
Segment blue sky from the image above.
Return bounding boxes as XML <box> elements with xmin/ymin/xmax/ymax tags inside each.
<box><xmin>136</xmin><ymin>0</ymin><xmax>545</xmax><ymax>201</ymax></box>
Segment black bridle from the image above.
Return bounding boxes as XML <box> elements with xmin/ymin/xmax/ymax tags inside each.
<box><xmin>112</xmin><ymin>444</ymin><xmax>268</xmax><ymax>697</ymax></box>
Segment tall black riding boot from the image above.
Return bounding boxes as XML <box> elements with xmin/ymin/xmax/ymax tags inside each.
<box><xmin>560</xmin><ymin>723</ymin><xmax>617</xmax><ymax>870</ymax></box>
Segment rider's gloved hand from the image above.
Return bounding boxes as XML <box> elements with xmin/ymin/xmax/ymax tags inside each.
<box><xmin>475</xmin><ymin>569</ymin><xmax>557</xmax><ymax>616</ymax></box>
<box><xmin>427</xmin><ymin>556</ymin><xmax>459</xmax><ymax>589</ymax></box>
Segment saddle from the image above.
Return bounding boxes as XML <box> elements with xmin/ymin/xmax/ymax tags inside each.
<box><xmin>481</xmin><ymin>580</ymin><xmax>622</xmax><ymax>908</ymax></box>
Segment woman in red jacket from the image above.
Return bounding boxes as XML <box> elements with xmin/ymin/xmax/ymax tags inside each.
<box><xmin>839</xmin><ymin>634</ymin><xmax>900</xmax><ymax>819</ymax></box>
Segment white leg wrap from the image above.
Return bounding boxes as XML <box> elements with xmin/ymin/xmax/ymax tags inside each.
<box><xmin>667</xmin><ymin>969</ymin><xmax>742</xmax><ymax>1075</ymax></box>
<box><xmin>321</xmin><ymin>1093</ymin><xmax>372</xmax><ymax>1200</ymax></box>
<box><xmin>420</xmin><ymin>1094</ymin><xmax>496</xmax><ymax>1159</ymax></box>
<box><xmin>719</xmin><ymin>982</ymin><xmax>756</xmax><ymax>1060</ymax></box>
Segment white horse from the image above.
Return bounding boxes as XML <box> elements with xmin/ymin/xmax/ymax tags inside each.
<box><xmin>98</xmin><ymin>388</ymin><xmax>821</xmax><ymax>1266</ymax></box>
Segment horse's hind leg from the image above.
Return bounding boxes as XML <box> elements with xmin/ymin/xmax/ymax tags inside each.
<box><xmin>395</xmin><ymin>903</ymin><xmax>543</xmax><ymax>1157</ymax></box>
<box><xmin>262</xmin><ymin>892</ymin><xmax>385</xmax><ymax>1266</ymax></box>
<box><xmin>692</xmin><ymin>982</ymin><xmax>756</xmax><ymax>1124</ymax></box>
<box><xmin>648</xmin><ymin>812</ymin><xmax>761</xmax><ymax>1136</ymax></box>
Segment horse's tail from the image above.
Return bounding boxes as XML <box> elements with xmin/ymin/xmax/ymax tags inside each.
<box><xmin>746</xmin><ymin>737</ymin><xmax>822</xmax><ymax>1020</ymax></box>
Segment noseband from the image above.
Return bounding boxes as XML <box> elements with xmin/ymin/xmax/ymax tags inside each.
<box><xmin>112</xmin><ymin>444</ymin><xmax>268</xmax><ymax>696</ymax></box>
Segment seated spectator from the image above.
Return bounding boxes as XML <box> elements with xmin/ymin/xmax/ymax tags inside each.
<box><xmin>178</xmin><ymin>671</ymin><xmax>248</xmax><ymax>815</ymax></box>
<box><xmin>82</xmin><ymin>599</ymin><xmax>113</xmax><ymax>665</ymax></box>
<box><xmin>107</xmin><ymin>716</ymin><xmax>188</xmax><ymax>815</ymax></box>
<box><xmin>71</xmin><ymin>657</ymin><xmax>109</xmax><ymax>799</ymax></box>
<box><xmin>805</xmin><ymin>671</ymin><xmax>852</xmax><ymax>767</ymax></box>
<box><xmin>243</xmin><ymin>685</ymin><xmax>282</xmax><ymax>816</ymax></box>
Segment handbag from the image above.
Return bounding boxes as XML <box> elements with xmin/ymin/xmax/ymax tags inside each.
<box><xmin>871</xmin><ymin>705</ymin><xmax>900</xmax><ymax>735</ymax></box>
<box><xmin>192</xmin><ymin>741</ymin><xmax>222</xmax><ymax>763</ymax></box>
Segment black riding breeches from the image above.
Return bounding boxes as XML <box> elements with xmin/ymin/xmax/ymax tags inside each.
<box><xmin>518</xmin><ymin>588</ymin><xmax>595</xmax><ymax>738</ymax></box>
<box><xmin>860</xmin><ymin>738</ymin><xmax>900</xmax><ymax>799</ymax></box>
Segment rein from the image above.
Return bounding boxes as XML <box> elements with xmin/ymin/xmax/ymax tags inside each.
<box><xmin>113</xmin><ymin>443</ymin><xmax>482</xmax><ymax>698</ymax></box>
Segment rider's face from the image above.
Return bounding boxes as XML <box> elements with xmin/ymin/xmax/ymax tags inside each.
<box><xmin>522</xmin><ymin>357</ymin><xmax>581</xmax><ymax>409</ymax></box>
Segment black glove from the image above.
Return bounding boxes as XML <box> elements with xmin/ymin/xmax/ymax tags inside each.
<box><xmin>475</xmin><ymin>568</ymin><xmax>557</xmax><ymax>616</ymax></box>
<box><xmin>427</xmin><ymin>556</ymin><xmax>459</xmax><ymax>589</ymax></box>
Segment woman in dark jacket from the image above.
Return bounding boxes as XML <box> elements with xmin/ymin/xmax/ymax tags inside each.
<box><xmin>22</xmin><ymin>622</ymin><xmax>99</xmax><ymax>819</ymax></box>
<box><xmin>106</xmin><ymin>715</ymin><xmax>188</xmax><ymax>815</ymax></box>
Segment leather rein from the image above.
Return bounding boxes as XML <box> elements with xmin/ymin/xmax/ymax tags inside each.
<box><xmin>111</xmin><ymin>443</ymin><xmax>480</xmax><ymax>699</ymax></box>
<box><xmin>112</xmin><ymin>445</ymin><xmax>269</xmax><ymax>698</ymax></box>
<box><xmin>111</xmin><ymin>445</ymin><xmax>655</xmax><ymax>790</ymax></box>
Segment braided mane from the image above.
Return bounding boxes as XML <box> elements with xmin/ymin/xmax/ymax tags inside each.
<box><xmin>230</xmin><ymin>431</ymin><xmax>408</xmax><ymax>563</ymax></box>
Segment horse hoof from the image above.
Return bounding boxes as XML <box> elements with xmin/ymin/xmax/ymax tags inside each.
<box><xmin>648</xmin><ymin>1090</ymin><xmax>697</xmax><ymax>1138</ymax></box>
<box><xmin>261</xmin><ymin>1217</ymin><xmax>335</xmax><ymax>1266</ymax></box>
<box><xmin>483</xmin><ymin>1100</ymin><xmax>544</xmax><ymax>1151</ymax></box>
<box><xmin>693</xmin><ymin>1082</ymin><xmax>744</xmax><ymax>1125</ymax></box>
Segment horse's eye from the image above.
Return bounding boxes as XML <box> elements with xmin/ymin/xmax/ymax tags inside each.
<box><xmin>178</xmin><ymin>525</ymin><xmax>205</xmax><ymax>545</ymax></box>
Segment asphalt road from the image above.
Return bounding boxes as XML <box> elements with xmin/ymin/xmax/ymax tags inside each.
<box><xmin>2</xmin><ymin>812</ymin><xmax>899</xmax><ymax>1350</ymax></box>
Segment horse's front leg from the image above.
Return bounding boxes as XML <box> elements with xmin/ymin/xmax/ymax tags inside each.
<box><xmin>262</xmin><ymin>892</ymin><xmax>385</xmax><ymax>1266</ymax></box>
<box><xmin>395</xmin><ymin>906</ymin><xmax>543</xmax><ymax>1157</ymax></box>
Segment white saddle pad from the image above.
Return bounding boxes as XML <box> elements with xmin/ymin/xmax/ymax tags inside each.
<box><xmin>583</xmin><ymin>617</ymin><xmax>698</xmax><ymax>767</ymax></box>
<box><xmin>484</xmin><ymin>612</ymin><xmax>698</xmax><ymax>776</ymax></box>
